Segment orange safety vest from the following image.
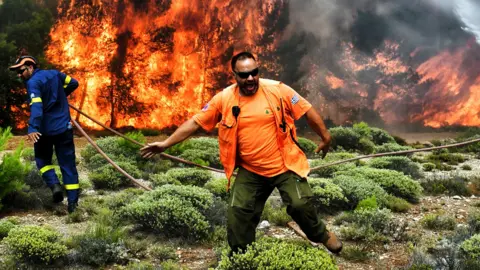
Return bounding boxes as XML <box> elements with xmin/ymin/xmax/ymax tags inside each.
<box><xmin>218</xmin><ymin>79</ymin><xmax>310</xmax><ymax>188</ymax></box>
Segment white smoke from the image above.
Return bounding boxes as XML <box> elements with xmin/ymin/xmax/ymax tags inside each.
<box><xmin>454</xmin><ymin>0</ymin><xmax>480</xmax><ymax>43</ymax></box>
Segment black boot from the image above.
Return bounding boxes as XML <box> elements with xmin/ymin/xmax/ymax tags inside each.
<box><xmin>68</xmin><ymin>201</ymin><xmax>78</xmax><ymax>213</ymax></box>
<box><xmin>51</xmin><ymin>184</ymin><xmax>64</xmax><ymax>203</ymax></box>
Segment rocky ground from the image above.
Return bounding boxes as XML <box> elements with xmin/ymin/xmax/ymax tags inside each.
<box><xmin>1</xmin><ymin>133</ymin><xmax>480</xmax><ymax>269</ymax></box>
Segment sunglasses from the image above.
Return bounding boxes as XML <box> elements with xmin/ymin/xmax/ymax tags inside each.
<box><xmin>235</xmin><ymin>68</ymin><xmax>259</xmax><ymax>79</ymax></box>
<box><xmin>16</xmin><ymin>68</ymin><xmax>27</xmax><ymax>75</ymax></box>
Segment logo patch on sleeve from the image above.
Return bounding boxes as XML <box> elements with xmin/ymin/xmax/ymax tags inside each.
<box><xmin>201</xmin><ymin>103</ymin><xmax>209</xmax><ymax>111</ymax></box>
<box><xmin>291</xmin><ymin>94</ymin><xmax>300</xmax><ymax>105</ymax></box>
<box><xmin>30</xmin><ymin>93</ymin><xmax>35</xmax><ymax>99</ymax></box>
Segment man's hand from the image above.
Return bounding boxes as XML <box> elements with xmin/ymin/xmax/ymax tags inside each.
<box><xmin>140</xmin><ymin>141</ymin><xmax>169</xmax><ymax>159</ymax></box>
<box><xmin>28</xmin><ymin>132</ymin><xmax>42</xmax><ymax>143</ymax></box>
<box><xmin>315</xmin><ymin>141</ymin><xmax>330</xmax><ymax>159</ymax></box>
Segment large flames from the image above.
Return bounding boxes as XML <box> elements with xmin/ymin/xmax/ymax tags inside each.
<box><xmin>46</xmin><ymin>0</ymin><xmax>285</xmax><ymax>129</ymax></box>
<box><xmin>31</xmin><ymin>1</ymin><xmax>480</xmax><ymax>130</ymax></box>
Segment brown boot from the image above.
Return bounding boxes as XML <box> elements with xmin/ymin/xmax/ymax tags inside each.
<box><xmin>322</xmin><ymin>231</ymin><xmax>343</xmax><ymax>254</ymax></box>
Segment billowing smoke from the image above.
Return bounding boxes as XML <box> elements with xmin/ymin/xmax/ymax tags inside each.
<box><xmin>282</xmin><ymin>0</ymin><xmax>479</xmax><ymax>130</ymax></box>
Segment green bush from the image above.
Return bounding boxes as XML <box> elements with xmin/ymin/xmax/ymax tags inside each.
<box><xmin>468</xmin><ymin>211</ymin><xmax>480</xmax><ymax>234</ymax></box>
<box><xmin>335</xmin><ymin>167</ymin><xmax>423</xmax><ymax>202</ymax></box>
<box><xmin>89</xmin><ymin>162</ymin><xmax>142</xmax><ymax>190</ymax></box>
<box><xmin>421</xmin><ymin>175</ymin><xmax>471</xmax><ymax>196</ymax></box>
<box><xmin>358</xmin><ymin>137</ymin><xmax>376</xmax><ymax>154</ymax></box>
<box><xmin>308</xmin><ymin>178</ymin><xmax>348</xmax><ymax>210</ymax></box>
<box><xmin>149</xmin><ymin>245</ymin><xmax>178</xmax><ymax>262</ymax></box>
<box><xmin>332</xmin><ymin>175</ymin><xmax>388</xmax><ymax>209</ymax></box>
<box><xmin>73</xmin><ymin>223</ymin><xmax>128</xmax><ymax>266</ymax></box>
<box><xmin>420</xmin><ymin>214</ymin><xmax>456</xmax><ymax>231</ymax></box>
<box><xmin>217</xmin><ymin>237</ymin><xmax>337</xmax><ymax>270</ymax></box>
<box><xmin>370</xmin><ymin>127</ymin><xmax>396</xmax><ymax>145</ymax></box>
<box><xmin>461</xmin><ymin>164</ymin><xmax>472</xmax><ymax>171</ymax></box>
<box><xmin>261</xmin><ymin>200</ymin><xmax>292</xmax><ymax>226</ymax></box>
<box><xmin>375</xmin><ymin>143</ymin><xmax>412</xmax><ymax>153</ymax></box>
<box><xmin>426</xmin><ymin>152</ymin><xmax>466</xmax><ymax>165</ymax></box>
<box><xmin>460</xmin><ymin>234</ymin><xmax>480</xmax><ymax>260</ymax></box>
<box><xmin>454</xmin><ymin>133</ymin><xmax>480</xmax><ymax>153</ymax></box>
<box><xmin>393</xmin><ymin>135</ymin><xmax>408</xmax><ymax>146</ymax></box>
<box><xmin>336</xmin><ymin>208</ymin><xmax>392</xmax><ymax>242</ymax></box>
<box><xmin>423</xmin><ymin>163</ymin><xmax>435</xmax><ymax>171</ymax></box>
<box><xmin>160</xmin><ymin>168</ymin><xmax>213</xmax><ymax>187</ymax></box>
<box><xmin>309</xmin><ymin>152</ymin><xmax>357</xmax><ymax>178</ymax></box>
<box><xmin>0</xmin><ymin>127</ymin><xmax>30</xmax><ymax>210</ymax></box>
<box><xmin>355</xmin><ymin>196</ymin><xmax>378</xmax><ymax>211</ymax></box>
<box><xmin>329</xmin><ymin>126</ymin><xmax>361</xmax><ymax>151</ymax></box>
<box><xmin>3</xmin><ymin>225</ymin><xmax>67</xmax><ymax>264</ymax></box>
<box><xmin>140</xmin><ymin>158</ymin><xmax>174</xmax><ymax>179</ymax></box>
<box><xmin>353</xmin><ymin>122</ymin><xmax>372</xmax><ymax>139</ymax></box>
<box><xmin>166</xmin><ymin>137</ymin><xmax>222</xmax><ymax>168</ymax></box>
<box><xmin>119</xmin><ymin>185</ymin><xmax>214</xmax><ymax>240</ymax></box>
<box><xmin>0</xmin><ymin>218</ymin><xmax>18</xmax><ymax>239</ymax></box>
<box><xmin>118</xmin><ymin>131</ymin><xmax>146</xmax><ymax>153</ymax></box>
<box><xmin>204</xmin><ymin>178</ymin><xmax>229</xmax><ymax>200</ymax></box>
<box><xmin>125</xmin><ymin>261</ymin><xmax>158</xmax><ymax>270</ymax></box>
<box><xmin>81</xmin><ymin>136</ymin><xmax>139</xmax><ymax>169</ymax></box>
<box><xmin>105</xmin><ymin>188</ymin><xmax>145</xmax><ymax>210</ymax></box>
<box><xmin>367</xmin><ymin>156</ymin><xmax>423</xmax><ymax>179</ymax></box>
<box><xmin>150</xmin><ymin>173</ymin><xmax>182</xmax><ymax>187</ymax></box>
<box><xmin>384</xmin><ymin>195</ymin><xmax>411</xmax><ymax>213</ymax></box>
<box><xmin>297</xmin><ymin>137</ymin><xmax>318</xmax><ymax>157</ymax></box>
<box><xmin>341</xmin><ymin>245</ymin><xmax>371</xmax><ymax>262</ymax></box>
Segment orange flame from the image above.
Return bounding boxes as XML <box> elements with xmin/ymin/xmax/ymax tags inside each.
<box><xmin>46</xmin><ymin>0</ymin><xmax>285</xmax><ymax>129</ymax></box>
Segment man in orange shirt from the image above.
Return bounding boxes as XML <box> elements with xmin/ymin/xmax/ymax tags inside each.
<box><xmin>141</xmin><ymin>52</ymin><xmax>342</xmax><ymax>254</ymax></box>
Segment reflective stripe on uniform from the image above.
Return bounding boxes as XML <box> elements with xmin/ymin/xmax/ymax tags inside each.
<box><xmin>64</xmin><ymin>75</ymin><xmax>71</xmax><ymax>88</ymax></box>
<box><xmin>29</xmin><ymin>97</ymin><xmax>42</xmax><ymax>105</ymax></box>
<box><xmin>39</xmin><ymin>165</ymin><xmax>56</xmax><ymax>175</ymax></box>
<box><xmin>65</xmin><ymin>184</ymin><xmax>79</xmax><ymax>190</ymax></box>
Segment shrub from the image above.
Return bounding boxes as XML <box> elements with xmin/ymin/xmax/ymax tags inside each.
<box><xmin>468</xmin><ymin>211</ymin><xmax>480</xmax><ymax>234</ymax></box>
<box><xmin>308</xmin><ymin>178</ymin><xmax>348</xmax><ymax>210</ymax></box>
<box><xmin>297</xmin><ymin>137</ymin><xmax>318</xmax><ymax>157</ymax></box>
<box><xmin>332</xmin><ymin>175</ymin><xmax>388</xmax><ymax>209</ymax></box>
<box><xmin>105</xmin><ymin>188</ymin><xmax>145</xmax><ymax>210</ymax></box>
<box><xmin>125</xmin><ymin>261</ymin><xmax>158</xmax><ymax>270</ymax></box>
<box><xmin>375</xmin><ymin>143</ymin><xmax>412</xmax><ymax>153</ymax></box>
<box><xmin>73</xmin><ymin>223</ymin><xmax>128</xmax><ymax>266</ymax></box>
<box><xmin>423</xmin><ymin>163</ymin><xmax>435</xmax><ymax>172</ymax></box>
<box><xmin>367</xmin><ymin>156</ymin><xmax>423</xmax><ymax>179</ymax></box>
<box><xmin>157</xmin><ymin>168</ymin><xmax>213</xmax><ymax>187</ymax></box>
<box><xmin>309</xmin><ymin>152</ymin><xmax>357</xmax><ymax>178</ymax></box>
<box><xmin>393</xmin><ymin>135</ymin><xmax>408</xmax><ymax>146</ymax></box>
<box><xmin>427</xmin><ymin>152</ymin><xmax>466</xmax><ymax>165</ymax></box>
<box><xmin>341</xmin><ymin>245</ymin><xmax>371</xmax><ymax>262</ymax></box>
<box><xmin>329</xmin><ymin>126</ymin><xmax>361</xmax><ymax>151</ymax></box>
<box><xmin>89</xmin><ymin>162</ymin><xmax>142</xmax><ymax>190</ymax></box>
<box><xmin>370</xmin><ymin>127</ymin><xmax>396</xmax><ymax>145</ymax></box>
<box><xmin>217</xmin><ymin>237</ymin><xmax>337</xmax><ymax>270</ymax></box>
<box><xmin>460</xmin><ymin>234</ymin><xmax>480</xmax><ymax>260</ymax></box>
<box><xmin>150</xmin><ymin>173</ymin><xmax>182</xmax><ymax>187</ymax></box>
<box><xmin>118</xmin><ymin>131</ymin><xmax>146</xmax><ymax>153</ymax></box>
<box><xmin>149</xmin><ymin>245</ymin><xmax>178</xmax><ymax>262</ymax></box>
<box><xmin>81</xmin><ymin>136</ymin><xmax>139</xmax><ymax>169</ymax></box>
<box><xmin>3</xmin><ymin>225</ymin><xmax>67</xmax><ymax>264</ymax></box>
<box><xmin>355</xmin><ymin>196</ymin><xmax>378</xmax><ymax>211</ymax></box>
<box><xmin>140</xmin><ymin>158</ymin><xmax>174</xmax><ymax>179</ymax></box>
<box><xmin>358</xmin><ymin>137</ymin><xmax>376</xmax><ymax>154</ymax></box>
<box><xmin>0</xmin><ymin>128</ymin><xmax>30</xmax><ymax>210</ymax></box>
<box><xmin>204</xmin><ymin>178</ymin><xmax>228</xmax><ymax>200</ymax></box>
<box><xmin>421</xmin><ymin>214</ymin><xmax>456</xmax><ymax>231</ymax></box>
<box><xmin>421</xmin><ymin>174</ymin><xmax>471</xmax><ymax>196</ymax></box>
<box><xmin>461</xmin><ymin>164</ymin><xmax>472</xmax><ymax>171</ymax></box>
<box><xmin>336</xmin><ymin>208</ymin><xmax>392</xmax><ymax>243</ymax></box>
<box><xmin>353</xmin><ymin>122</ymin><xmax>372</xmax><ymax>139</ymax></box>
<box><xmin>119</xmin><ymin>185</ymin><xmax>214</xmax><ymax>240</ymax></box>
<box><xmin>0</xmin><ymin>218</ymin><xmax>18</xmax><ymax>239</ymax></box>
<box><xmin>166</xmin><ymin>137</ymin><xmax>221</xmax><ymax>168</ymax></box>
<box><xmin>384</xmin><ymin>195</ymin><xmax>411</xmax><ymax>213</ymax></box>
<box><xmin>261</xmin><ymin>200</ymin><xmax>292</xmax><ymax>226</ymax></box>
<box><xmin>335</xmin><ymin>167</ymin><xmax>423</xmax><ymax>202</ymax></box>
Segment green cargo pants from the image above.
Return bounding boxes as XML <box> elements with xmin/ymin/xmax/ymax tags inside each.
<box><xmin>227</xmin><ymin>167</ymin><xmax>328</xmax><ymax>253</ymax></box>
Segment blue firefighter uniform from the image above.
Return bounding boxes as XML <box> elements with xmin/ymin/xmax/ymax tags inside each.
<box><xmin>26</xmin><ymin>68</ymin><xmax>80</xmax><ymax>206</ymax></box>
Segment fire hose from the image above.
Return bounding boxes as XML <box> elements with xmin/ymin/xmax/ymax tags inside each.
<box><xmin>70</xmin><ymin>104</ymin><xmax>480</xmax><ymax>246</ymax></box>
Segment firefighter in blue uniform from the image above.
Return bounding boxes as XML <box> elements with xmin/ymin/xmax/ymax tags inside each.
<box><xmin>9</xmin><ymin>55</ymin><xmax>80</xmax><ymax>213</ymax></box>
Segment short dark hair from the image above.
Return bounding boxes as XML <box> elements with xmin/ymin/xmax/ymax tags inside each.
<box><xmin>231</xmin><ymin>52</ymin><xmax>256</xmax><ymax>71</ymax></box>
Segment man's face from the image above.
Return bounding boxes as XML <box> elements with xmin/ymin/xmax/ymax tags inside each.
<box><xmin>17</xmin><ymin>65</ymin><xmax>33</xmax><ymax>81</ymax></box>
<box><xmin>234</xmin><ymin>58</ymin><xmax>259</xmax><ymax>96</ymax></box>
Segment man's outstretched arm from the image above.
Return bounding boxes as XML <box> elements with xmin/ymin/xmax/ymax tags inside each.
<box><xmin>140</xmin><ymin>118</ymin><xmax>201</xmax><ymax>158</ymax></box>
<box><xmin>304</xmin><ymin>107</ymin><xmax>331</xmax><ymax>158</ymax></box>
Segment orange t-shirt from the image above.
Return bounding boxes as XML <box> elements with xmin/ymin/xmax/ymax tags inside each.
<box><xmin>192</xmin><ymin>80</ymin><xmax>312</xmax><ymax>177</ymax></box>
